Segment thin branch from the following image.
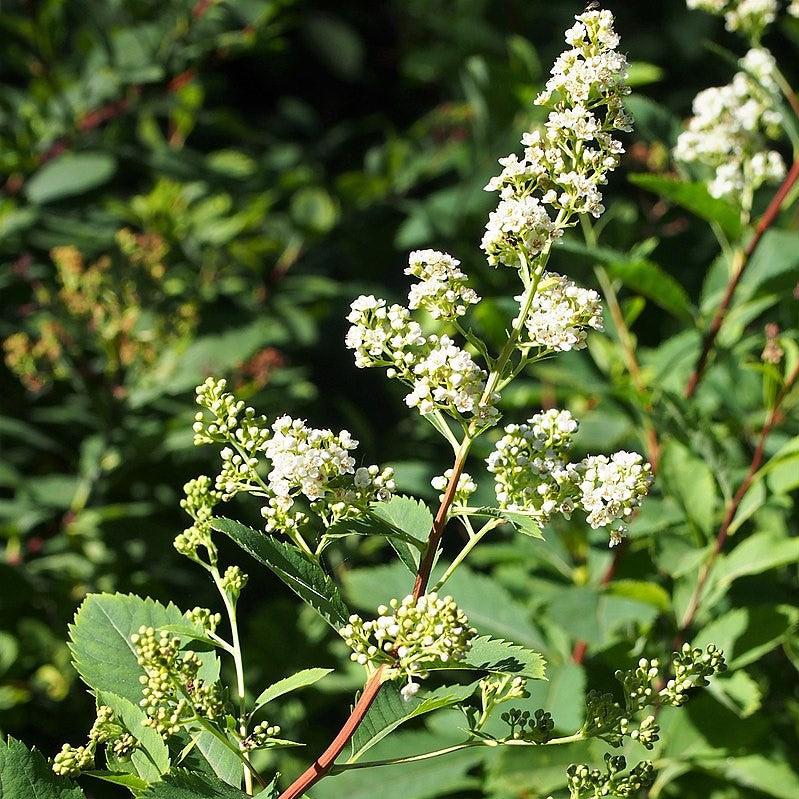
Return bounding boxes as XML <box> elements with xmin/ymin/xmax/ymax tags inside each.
<box><xmin>278</xmin><ymin>240</ymin><xmax>559</xmax><ymax>799</ymax></box>
<box><xmin>685</xmin><ymin>160</ymin><xmax>799</xmax><ymax>398</ymax></box>
<box><xmin>676</xmin><ymin>362</ymin><xmax>799</xmax><ymax>642</ymax></box>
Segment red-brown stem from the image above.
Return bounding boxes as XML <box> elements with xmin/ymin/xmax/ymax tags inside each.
<box><xmin>278</xmin><ymin>667</ymin><xmax>386</xmax><ymax>799</ymax></box>
<box><xmin>685</xmin><ymin>160</ymin><xmax>799</xmax><ymax>399</ymax></box>
<box><xmin>278</xmin><ymin>439</ymin><xmax>471</xmax><ymax>799</ymax></box>
<box><xmin>676</xmin><ymin>362</ymin><xmax>799</xmax><ymax>644</ymax></box>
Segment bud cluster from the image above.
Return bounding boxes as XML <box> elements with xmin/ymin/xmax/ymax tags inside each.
<box><xmin>52</xmin><ymin>705</ymin><xmax>139</xmax><ymax>777</ymax></box>
<box><xmin>340</xmin><ymin>594</ymin><xmax>476</xmax><ymax>688</ymax></box>
<box><xmin>500</xmin><ymin>708</ymin><xmax>555</xmax><ymax>744</ymax></box>
<box><xmin>131</xmin><ymin>626</ymin><xmax>223</xmax><ymax>739</ymax></box>
<box><xmin>243</xmin><ymin>721</ymin><xmax>282</xmax><ymax>751</ymax></box>
<box><xmin>187</xmin><ymin>607</ymin><xmax>222</xmax><ymax>634</ymax></box>
<box><xmin>660</xmin><ymin>643</ymin><xmax>727</xmax><ymax>706</ymax></box>
<box><xmin>583</xmin><ymin>645</ymin><xmax>726</xmax><ymax>751</ymax></box>
<box><xmin>431</xmin><ymin>470</ymin><xmax>477</xmax><ymax>506</ymax></box>
<box><xmin>175</xmin><ymin>475</ymin><xmax>220</xmax><ymax>564</ymax></box>
<box><xmin>567</xmin><ymin>755</ymin><xmax>655</xmax><ymax>798</ymax></box>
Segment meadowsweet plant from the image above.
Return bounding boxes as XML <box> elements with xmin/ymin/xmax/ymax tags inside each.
<box><xmin>30</xmin><ymin>9</ymin><xmax>738</xmax><ymax>799</ymax></box>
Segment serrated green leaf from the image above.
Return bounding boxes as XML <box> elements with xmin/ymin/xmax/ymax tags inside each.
<box><xmin>254</xmin><ymin>667</ymin><xmax>333</xmax><ymax>711</ymax></box>
<box><xmin>0</xmin><ymin>736</ymin><xmax>85</xmax><ymax>799</ymax></box>
<box><xmin>139</xmin><ymin>769</ymin><xmax>248</xmax><ymax>798</ymax></box>
<box><xmin>68</xmin><ymin>594</ymin><xmax>204</xmax><ymax>703</ymax></box>
<box><xmin>629</xmin><ymin>173</ymin><xmax>743</xmax><ymax>239</ymax></box>
<box><xmin>210</xmin><ymin>517</ymin><xmax>349</xmax><ymax>629</ymax></box>
<box><xmin>348</xmin><ymin>681</ymin><xmax>478</xmax><ymax>762</ymax></box>
<box><xmin>323</xmin><ymin>496</ymin><xmax>429</xmax><ymax>573</ymax></box>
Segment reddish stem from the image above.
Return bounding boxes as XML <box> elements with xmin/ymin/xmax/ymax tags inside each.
<box><xmin>676</xmin><ymin>362</ymin><xmax>799</xmax><ymax>643</ymax></box>
<box><xmin>278</xmin><ymin>440</ymin><xmax>471</xmax><ymax>798</ymax></box>
<box><xmin>685</xmin><ymin>160</ymin><xmax>799</xmax><ymax>399</ymax></box>
<box><xmin>278</xmin><ymin>668</ymin><xmax>386</xmax><ymax>799</ymax></box>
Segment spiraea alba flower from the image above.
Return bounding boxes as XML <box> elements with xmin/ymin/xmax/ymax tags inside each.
<box><xmin>405</xmin><ymin>249</ymin><xmax>480</xmax><ymax>320</ymax></box>
<box><xmin>345</xmin><ymin>294</ymin><xmax>498</xmax><ymax>424</ymax></box>
<box><xmin>518</xmin><ymin>272</ymin><xmax>604</xmax><ymax>352</ymax></box>
<box><xmin>482</xmin><ymin>8</ymin><xmax>630</xmax><ymax>268</ymax></box>
<box><xmin>487</xmin><ymin>410</ymin><xmax>652</xmax><ymax>544</ymax></box>
<box><xmin>674</xmin><ymin>48</ymin><xmax>785</xmax><ymax>201</ymax></box>
<box><xmin>688</xmin><ymin>0</ymin><xmax>778</xmax><ymax>39</ymax></box>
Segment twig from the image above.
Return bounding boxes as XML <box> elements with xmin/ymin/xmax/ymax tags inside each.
<box><xmin>676</xmin><ymin>362</ymin><xmax>799</xmax><ymax>642</ymax></box>
<box><xmin>685</xmin><ymin>160</ymin><xmax>799</xmax><ymax>398</ymax></box>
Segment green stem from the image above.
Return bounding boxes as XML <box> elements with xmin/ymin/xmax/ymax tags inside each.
<box><xmin>212</xmin><ymin>568</ymin><xmax>255</xmax><ymax>795</ymax></box>
<box><xmin>431</xmin><ymin>517</ymin><xmax>503</xmax><ymax>592</ymax></box>
<box><xmin>331</xmin><ymin>731</ymin><xmax>585</xmax><ymax>773</ymax></box>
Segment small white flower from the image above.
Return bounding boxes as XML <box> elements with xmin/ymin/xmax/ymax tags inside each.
<box><xmin>400</xmin><ymin>681</ymin><xmax>420</xmax><ymax>702</ymax></box>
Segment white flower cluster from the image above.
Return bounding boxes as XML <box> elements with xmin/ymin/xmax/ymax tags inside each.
<box><xmin>577</xmin><ymin>452</ymin><xmax>652</xmax><ymax>541</ymax></box>
<box><xmin>405</xmin><ymin>250</ymin><xmax>480</xmax><ymax>320</ymax></box>
<box><xmin>345</xmin><ymin>295</ymin><xmax>498</xmax><ymax>424</ymax></box>
<box><xmin>482</xmin><ymin>9</ymin><xmax>630</xmax><ymax>268</ymax></box>
<box><xmin>518</xmin><ymin>271</ymin><xmax>603</xmax><ymax>352</ymax></box>
<box><xmin>487</xmin><ymin>409</ymin><xmax>652</xmax><ymax>543</ymax></box>
<box><xmin>486</xmin><ymin>409</ymin><xmax>580</xmax><ymax>526</ymax></box>
<box><xmin>191</xmin><ymin>378</ymin><xmax>393</xmax><ymax>537</ymax></box>
<box><xmin>688</xmin><ymin>0</ymin><xmax>778</xmax><ymax>39</ymax></box>
<box><xmin>791</xmin><ymin>0</ymin><xmax>799</xmax><ymax>17</ymax></box>
<box><xmin>481</xmin><ymin>196</ymin><xmax>560</xmax><ymax>267</ymax></box>
<box><xmin>674</xmin><ymin>48</ymin><xmax>785</xmax><ymax>201</ymax></box>
<box><xmin>340</xmin><ymin>593</ymin><xmax>476</xmax><ymax>697</ymax></box>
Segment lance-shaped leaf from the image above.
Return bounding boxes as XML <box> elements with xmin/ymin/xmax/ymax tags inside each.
<box><xmin>348</xmin><ymin>682</ymin><xmax>479</xmax><ymax>762</ymax></box>
<box><xmin>629</xmin><ymin>173</ymin><xmax>743</xmax><ymax>240</ymax></box>
<box><xmin>254</xmin><ymin>667</ymin><xmax>333</xmax><ymax>712</ymax></box>
<box><xmin>210</xmin><ymin>517</ymin><xmax>349</xmax><ymax>629</ymax></box>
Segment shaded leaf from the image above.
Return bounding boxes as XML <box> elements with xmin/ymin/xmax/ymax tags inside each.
<box><xmin>629</xmin><ymin>173</ymin><xmax>742</xmax><ymax>239</ymax></box>
<box><xmin>211</xmin><ymin>517</ymin><xmax>349</xmax><ymax>629</ymax></box>
<box><xmin>0</xmin><ymin>736</ymin><xmax>85</xmax><ymax>799</ymax></box>
<box><xmin>25</xmin><ymin>153</ymin><xmax>116</xmax><ymax>204</ymax></box>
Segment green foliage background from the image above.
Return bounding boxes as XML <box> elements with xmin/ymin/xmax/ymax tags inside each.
<box><xmin>0</xmin><ymin>1</ymin><xmax>797</xmax><ymax>797</ymax></box>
